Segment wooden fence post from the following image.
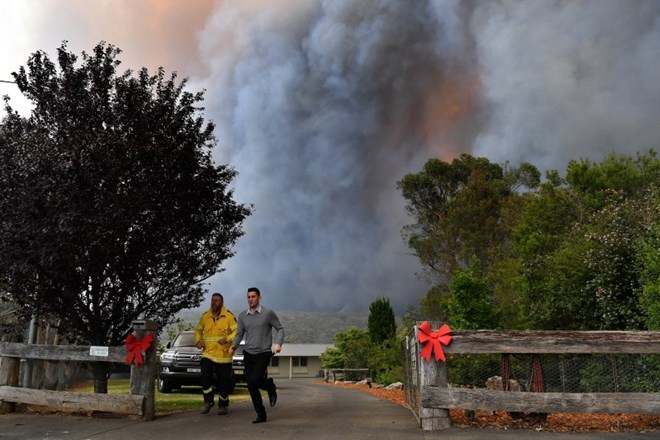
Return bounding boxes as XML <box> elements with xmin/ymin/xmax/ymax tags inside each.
<box><xmin>0</xmin><ymin>329</ymin><xmax>22</xmax><ymax>414</ymax></box>
<box><xmin>416</xmin><ymin>323</ymin><xmax>451</xmax><ymax>430</ymax></box>
<box><xmin>129</xmin><ymin>320</ymin><xmax>158</xmax><ymax>421</ymax></box>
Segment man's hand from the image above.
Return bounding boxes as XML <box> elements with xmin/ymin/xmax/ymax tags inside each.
<box><xmin>218</xmin><ymin>337</ymin><xmax>227</xmax><ymax>345</ymax></box>
<box><xmin>228</xmin><ymin>346</ymin><xmax>235</xmax><ymax>355</ymax></box>
<box><xmin>196</xmin><ymin>341</ymin><xmax>205</xmax><ymax>349</ymax></box>
<box><xmin>272</xmin><ymin>343</ymin><xmax>281</xmax><ymax>354</ymax></box>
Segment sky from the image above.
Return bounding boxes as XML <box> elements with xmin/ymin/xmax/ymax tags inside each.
<box><xmin>1</xmin><ymin>0</ymin><xmax>659</xmax><ymax>315</ymax></box>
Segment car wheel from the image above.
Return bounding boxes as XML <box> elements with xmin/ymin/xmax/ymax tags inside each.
<box><xmin>158</xmin><ymin>379</ymin><xmax>173</xmax><ymax>393</ymax></box>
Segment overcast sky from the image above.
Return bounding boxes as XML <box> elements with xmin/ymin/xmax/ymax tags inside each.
<box><xmin>2</xmin><ymin>1</ymin><xmax>659</xmax><ymax>314</ymax></box>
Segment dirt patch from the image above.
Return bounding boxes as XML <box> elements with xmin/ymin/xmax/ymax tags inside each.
<box><xmin>324</xmin><ymin>381</ymin><xmax>660</xmax><ymax>433</ymax></box>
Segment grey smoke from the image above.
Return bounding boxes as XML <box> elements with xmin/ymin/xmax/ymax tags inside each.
<box><xmin>4</xmin><ymin>0</ymin><xmax>659</xmax><ymax>314</ymax></box>
<box><xmin>200</xmin><ymin>0</ymin><xmax>660</xmax><ymax>313</ymax></box>
<box><xmin>471</xmin><ymin>1</ymin><xmax>660</xmax><ymax>169</ymax></box>
<box><xmin>199</xmin><ymin>0</ymin><xmax>480</xmax><ymax>312</ymax></box>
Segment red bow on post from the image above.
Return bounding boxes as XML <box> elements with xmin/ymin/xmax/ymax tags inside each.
<box><xmin>124</xmin><ymin>333</ymin><xmax>154</xmax><ymax>365</ymax></box>
<box><xmin>416</xmin><ymin>321</ymin><xmax>452</xmax><ymax>362</ymax></box>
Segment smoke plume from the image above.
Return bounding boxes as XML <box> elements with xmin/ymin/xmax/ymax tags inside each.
<box><xmin>199</xmin><ymin>0</ymin><xmax>480</xmax><ymax>312</ymax></box>
<box><xmin>2</xmin><ymin>0</ymin><xmax>659</xmax><ymax>313</ymax></box>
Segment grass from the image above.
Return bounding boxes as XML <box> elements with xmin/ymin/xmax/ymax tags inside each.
<box><xmin>69</xmin><ymin>379</ymin><xmax>253</xmax><ymax>414</ymax></box>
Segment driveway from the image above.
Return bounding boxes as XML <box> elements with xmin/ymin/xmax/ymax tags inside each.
<box><xmin>0</xmin><ymin>380</ymin><xmax>657</xmax><ymax>440</ymax></box>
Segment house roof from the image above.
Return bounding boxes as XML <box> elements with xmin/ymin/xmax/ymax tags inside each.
<box><xmin>277</xmin><ymin>343</ymin><xmax>334</xmax><ymax>357</ymax></box>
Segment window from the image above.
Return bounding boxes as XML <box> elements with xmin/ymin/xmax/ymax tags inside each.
<box><xmin>292</xmin><ymin>357</ymin><xmax>307</xmax><ymax>367</ymax></box>
<box><xmin>173</xmin><ymin>332</ymin><xmax>196</xmax><ymax>347</ymax></box>
<box><xmin>270</xmin><ymin>356</ymin><xmax>279</xmax><ymax>367</ymax></box>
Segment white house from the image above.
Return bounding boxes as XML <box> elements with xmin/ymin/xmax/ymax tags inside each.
<box><xmin>267</xmin><ymin>343</ymin><xmax>334</xmax><ymax>379</ymax></box>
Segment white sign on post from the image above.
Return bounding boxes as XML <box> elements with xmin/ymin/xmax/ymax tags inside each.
<box><xmin>90</xmin><ymin>346</ymin><xmax>109</xmax><ymax>357</ymax></box>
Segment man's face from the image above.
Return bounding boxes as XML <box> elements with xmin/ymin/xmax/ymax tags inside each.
<box><xmin>211</xmin><ymin>295</ymin><xmax>223</xmax><ymax>313</ymax></box>
<box><xmin>247</xmin><ymin>291</ymin><xmax>260</xmax><ymax>309</ymax></box>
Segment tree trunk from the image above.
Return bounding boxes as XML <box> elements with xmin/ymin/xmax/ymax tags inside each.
<box><xmin>92</xmin><ymin>362</ymin><xmax>110</xmax><ymax>394</ymax></box>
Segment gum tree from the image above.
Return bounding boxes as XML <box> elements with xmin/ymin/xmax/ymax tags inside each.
<box><xmin>0</xmin><ymin>42</ymin><xmax>251</xmax><ymax>392</ymax></box>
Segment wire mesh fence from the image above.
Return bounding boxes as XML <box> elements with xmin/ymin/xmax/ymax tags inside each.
<box><xmin>402</xmin><ymin>334</ymin><xmax>420</xmax><ymax>417</ymax></box>
<box><xmin>402</xmin><ymin>326</ymin><xmax>660</xmax><ymax>418</ymax></box>
<box><xmin>444</xmin><ymin>353</ymin><xmax>660</xmax><ymax>393</ymax></box>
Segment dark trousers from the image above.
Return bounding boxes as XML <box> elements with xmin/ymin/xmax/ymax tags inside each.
<box><xmin>200</xmin><ymin>358</ymin><xmax>233</xmax><ymax>407</ymax></box>
<box><xmin>244</xmin><ymin>351</ymin><xmax>274</xmax><ymax>418</ymax></box>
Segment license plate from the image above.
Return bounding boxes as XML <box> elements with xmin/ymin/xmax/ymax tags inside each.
<box><xmin>187</xmin><ymin>368</ymin><xmax>201</xmax><ymax>373</ymax></box>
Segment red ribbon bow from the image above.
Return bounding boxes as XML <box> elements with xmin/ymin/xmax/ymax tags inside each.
<box><xmin>416</xmin><ymin>321</ymin><xmax>452</xmax><ymax>362</ymax></box>
<box><xmin>124</xmin><ymin>333</ymin><xmax>154</xmax><ymax>365</ymax></box>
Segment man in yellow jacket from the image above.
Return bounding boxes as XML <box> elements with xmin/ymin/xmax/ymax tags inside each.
<box><xmin>195</xmin><ymin>292</ymin><xmax>237</xmax><ymax>415</ymax></box>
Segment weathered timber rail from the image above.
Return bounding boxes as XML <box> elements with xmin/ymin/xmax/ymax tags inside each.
<box><xmin>0</xmin><ymin>320</ymin><xmax>158</xmax><ymax>419</ymax></box>
<box><xmin>403</xmin><ymin>325</ymin><xmax>660</xmax><ymax>431</ymax></box>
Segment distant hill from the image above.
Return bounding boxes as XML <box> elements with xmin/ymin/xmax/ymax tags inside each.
<box><xmin>278</xmin><ymin>311</ymin><xmax>368</xmax><ymax>343</ymax></box>
<box><xmin>165</xmin><ymin>309</ymin><xmax>368</xmax><ymax>343</ymax></box>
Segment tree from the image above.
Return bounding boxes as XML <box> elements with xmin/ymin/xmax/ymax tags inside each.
<box><xmin>398</xmin><ymin>154</ymin><xmax>539</xmax><ymax>327</ymax></box>
<box><xmin>397</xmin><ymin>305</ymin><xmax>420</xmax><ymax>339</ymax></box>
<box><xmin>515</xmin><ymin>151</ymin><xmax>659</xmax><ymax>330</ymax></box>
<box><xmin>368</xmin><ymin>297</ymin><xmax>396</xmax><ymax>344</ymax></box>
<box><xmin>397</xmin><ymin>154</ymin><xmax>510</xmax><ymax>281</ymax></box>
<box><xmin>0</xmin><ymin>42</ymin><xmax>251</xmax><ymax>392</ymax></box>
<box><xmin>580</xmin><ymin>192</ymin><xmax>649</xmax><ymax>329</ymax></box>
<box><xmin>442</xmin><ymin>256</ymin><xmax>500</xmax><ymax>329</ymax></box>
<box><xmin>320</xmin><ymin>327</ymin><xmax>370</xmax><ymax>370</ymax></box>
<box><xmin>638</xmin><ymin>186</ymin><xmax>660</xmax><ymax>330</ymax></box>
<box><xmin>418</xmin><ymin>285</ymin><xmax>449</xmax><ymax>321</ymax></box>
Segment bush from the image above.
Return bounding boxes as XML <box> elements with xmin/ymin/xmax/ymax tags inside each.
<box><xmin>373</xmin><ymin>366</ymin><xmax>403</xmax><ymax>386</ymax></box>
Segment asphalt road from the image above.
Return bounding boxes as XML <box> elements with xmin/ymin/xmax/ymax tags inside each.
<box><xmin>0</xmin><ymin>380</ymin><xmax>658</xmax><ymax>440</ymax></box>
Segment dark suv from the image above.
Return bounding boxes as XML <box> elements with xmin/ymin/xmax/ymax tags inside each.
<box><xmin>230</xmin><ymin>341</ymin><xmax>269</xmax><ymax>384</ymax></box>
<box><xmin>158</xmin><ymin>331</ymin><xmax>203</xmax><ymax>393</ymax></box>
<box><xmin>231</xmin><ymin>341</ymin><xmax>246</xmax><ymax>384</ymax></box>
<box><xmin>158</xmin><ymin>331</ymin><xmax>248</xmax><ymax>393</ymax></box>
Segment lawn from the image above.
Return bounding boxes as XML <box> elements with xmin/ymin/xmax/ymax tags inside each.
<box><xmin>70</xmin><ymin>379</ymin><xmax>253</xmax><ymax>414</ymax></box>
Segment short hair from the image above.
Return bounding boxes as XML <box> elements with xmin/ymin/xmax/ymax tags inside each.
<box><xmin>212</xmin><ymin>292</ymin><xmax>224</xmax><ymax>300</ymax></box>
<box><xmin>247</xmin><ymin>287</ymin><xmax>260</xmax><ymax>296</ymax></box>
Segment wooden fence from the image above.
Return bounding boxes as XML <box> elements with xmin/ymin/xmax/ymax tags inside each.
<box><xmin>403</xmin><ymin>325</ymin><xmax>660</xmax><ymax>431</ymax></box>
<box><xmin>0</xmin><ymin>320</ymin><xmax>158</xmax><ymax>420</ymax></box>
<box><xmin>323</xmin><ymin>368</ymin><xmax>370</xmax><ymax>383</ymax></box>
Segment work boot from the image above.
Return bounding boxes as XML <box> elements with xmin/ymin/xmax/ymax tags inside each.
<box><xmin>200</xmin><ymin>401</ymin><xmax>214</xmax><ymax>414</ymax></box>
<box><xmin>217</xmin><ymin>406</ymin><xmax>228</xmax><ymax>415</ymax></box>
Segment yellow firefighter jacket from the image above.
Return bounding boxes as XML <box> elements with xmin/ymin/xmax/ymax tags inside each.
<box><xmin>194</xmin><ymin>306</ymin><xmax>238</xmax><ymax>363</ymax></box>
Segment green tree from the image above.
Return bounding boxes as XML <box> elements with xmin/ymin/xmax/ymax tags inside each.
<box><xmin>637</xmin><ymin>186</ymin><xmax>660</xmax><ymax>330</ymax></box>
<box><xmin>367</xmin><ymin>336</ymin><xmax>403</xmax><ymax>385</ymax></box>
<box><xmin>418</xmin><ymin>285</ymin><xmax>449</xmax><ymax>321</ymax></box>
<box><xmin>515</xmin><ymin>151</ymin><xmax>659</xmax><ymax>330</ymax></box>
<box><xmin>368</xmin><ymin>297</ymin><xmax>396</xmax><ymax>344</ymax></box>
<box><xmin>0</xmin><ymin>42</ymin><xmax>251</xmax><ymax>392</ymax></box>
<box><xmin>320</xmin><ymin>327</ymin><xmax>370</xmax><ymax>370</ymax></box>
<box><xmin>319</xmin><ymin>347</ymin><xmax>344</xmax><ymax>369</ymax></box>
<box><xmin>398</xmin><ymin>154</ymin><xmax>509</xmax><ymax>280</ymax></box>
<box><xmin>397</xmin><ymin>305</ymin><xmax>421</xmax><ymax>340</ymax></box>
<box><xmin>366</xmin><ymin>297</ymin><xmax>402</xmax><ymax>384</ymax></box>
<box><xmin>398</xmin><ymin>154</ymin><xmax>538</xmax><ymax>328</ymax></box>
<box><xmin>581</xmin><ymin>192</ymin><xmax>649</xmax><ymax>329</ymax></box>
<box><xmin>442</xmin><ymin>256</ymin><xmax>500</xmax><ymax>329</ymax></box>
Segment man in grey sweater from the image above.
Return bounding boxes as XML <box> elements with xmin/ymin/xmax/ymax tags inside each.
<box><xmin>229</xmin><ymin>286</ymin><xmax>284</xmax><ymax>423</ymax></box>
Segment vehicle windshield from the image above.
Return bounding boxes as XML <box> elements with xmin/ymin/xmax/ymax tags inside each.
<box><xmin>173</xmin><ymin>333</ymin><xmax>196</xmax><ymax>348</ymax></box>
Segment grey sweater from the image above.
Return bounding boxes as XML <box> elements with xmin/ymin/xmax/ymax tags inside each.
<box><xmin>233</xmin><ymin>306</ymin><xmax>284</xmax><ymax>354</ymax></box>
